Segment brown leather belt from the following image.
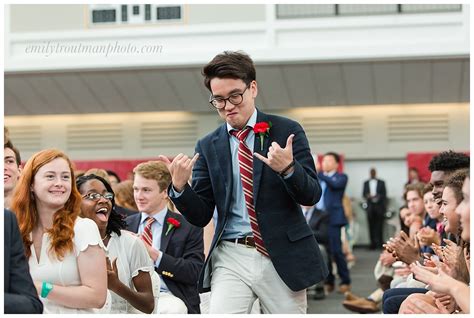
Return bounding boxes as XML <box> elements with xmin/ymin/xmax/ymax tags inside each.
<box><xmin>222</xmin><ymin>236</ymin><xmax>256</xmax><ymax>248</ymax></box>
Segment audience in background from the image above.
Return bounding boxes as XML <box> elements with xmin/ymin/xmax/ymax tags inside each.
<box><xmin>113</xmin><ymin>180</ymin><xmax>139</xmax><ymax>212</ymax></box>
<box><xmin>107</xmin><ymin>170</ymin><xmax>121</xmax><ymax>187</ymax></box>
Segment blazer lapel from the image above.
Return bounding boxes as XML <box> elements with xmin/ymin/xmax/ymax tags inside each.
<box><xmin>160</xmin><ymin>210</ymin><xmax>173</xmax><ymax>252</ymax></box>
<box><xmin>252</xmin><ymin>111</ymin><xmax>271</xmax><ymax>206</ymax></box>
<box><xmin>212</xmin><ymin>125</ymin><xmax>233</xmax><ymax>205</ymax></box>
<box><xmin>129</xmin><ymin>213</ymin><xmax>141</xmax><ymax>233</ymax></box>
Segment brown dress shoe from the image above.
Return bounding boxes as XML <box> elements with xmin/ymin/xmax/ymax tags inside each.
<box><xmin>324</xmin><ymin>284</ymin><xmax>334</xmax><ymax>294</ymax></box>
<box><xmin>338</xmin><ymin>284</ymin><xmax>351</xmax><ymax>294</ymax></box>
<box><xmin>343</xmin><ymin>298</ymin><xmax>380</xmax><ymax>314</ymax></box>
<box><xmin>344</xmin><ymin>291</ymin><xmax>362</xmax><ymax>301</ymax></box>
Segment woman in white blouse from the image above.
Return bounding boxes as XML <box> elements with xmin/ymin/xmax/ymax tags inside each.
<box><xmin>10</xmin><ymin>149</ymin><xmax>107</xmax><ymax>313</ymax></box>
<box><xmin>76</xmin><ymin>173</ymin><xmax>155</xmax><ymax>313</ymax></box>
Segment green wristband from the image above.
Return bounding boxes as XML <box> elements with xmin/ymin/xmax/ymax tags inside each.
<box><xmin>41</xmin><ymin>281</ymin><xmax>53</xmax><ymax>298</ymax></box>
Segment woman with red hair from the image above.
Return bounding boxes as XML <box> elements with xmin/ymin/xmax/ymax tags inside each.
<box><xmin>10</xmin><ymin>149</ymin><xmax>108</xmax><ymax>313</ymax></box>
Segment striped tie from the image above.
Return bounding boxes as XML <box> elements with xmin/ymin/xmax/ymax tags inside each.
<box><xmin>142</xmin><ymin>217</ymin><xmax>155</xmax><ymax>247</ymax></box>
<box><xmin>231</xmin><ymin>127</ymin><xmax>269</xmax><ymax>257</ymax></box>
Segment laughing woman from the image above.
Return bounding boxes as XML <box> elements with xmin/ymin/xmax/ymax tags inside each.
<box><xmin>76</xmin><ymin>174</ymin><xmax>155</xmax><ymax>313</ymax></box>
<box><xmin>10</xmin><ymin>149</ymin><xmax>107</xmax><ymax>313</ymax></box>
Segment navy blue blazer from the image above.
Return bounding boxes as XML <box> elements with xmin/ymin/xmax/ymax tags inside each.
<box><xmin>4</xmin><ymin>209</ymin><xmax>43</xmax><ymax>314</ymax></box>
<box><xmin>126</xmin><ymin>210</ymin><xmax>204</xmax><ymax>314</ymax></box>
<box><xmin>170</xmin><ymin>109</ymin><xmax>328</xmax><ymax>292</ymax></box>
<box><xmin>318</xmin><ymin>172</ymin><xmax>348</xmax><ymax>226</ymax></box>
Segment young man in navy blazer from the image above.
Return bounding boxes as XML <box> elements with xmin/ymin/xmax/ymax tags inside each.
<box><xmin>160</xmin><ymin>51</ymin><xmax>327</xmax><ymax>313</ymax></box>
<box><xmin>318</xmin><ymin>152</ymin><xmax>351</xmax><ymax>294</ymax></box>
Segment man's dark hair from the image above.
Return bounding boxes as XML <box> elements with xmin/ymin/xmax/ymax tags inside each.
<box><xmin>445</xmin><ymin>168</ymin><xmax>469</xmax><ymax>205</ymax></box>
<box><xmin>202</xmin><ymin>51</ymin><xmax>256</xmax><ymax>91</ymax></box>
<box><xmin>106</xmin><ymin>170</ymin><xmax>121</xmax><ymax>183</ymax></box>
<box><xmin>4</xmin><ymin>140</ymin><xmax>21</xmax><ymax>166</ymax></box>
<box><xmin>76</xmin><ymin>174</ymin><xmax>126</xmax><ymax>237</ymax></box>
<box><xmin>428</xmin><ymin>150</ymin><xmax>470</xmax><ymax>173</ymax></box>
<box><xmin>324</xmin><ymin>152</ymin><xmax>340</xmax><ymax>163</ymax></box>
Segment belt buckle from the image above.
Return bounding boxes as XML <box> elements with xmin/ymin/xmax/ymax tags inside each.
<box><xmin>244</xmin><ymin>236</ymin><xmax>253</xmax><ymax>248</ymax></box>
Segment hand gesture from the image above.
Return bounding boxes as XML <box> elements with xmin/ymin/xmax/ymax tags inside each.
<box><xmin>379</xmin><ymin>250</ymin><xmax>396</xmax><ymax>266</ymax></box>
<box><xmin>158</xmin><ymin>153</ymin><xmax>199</xmax><ymax>192</ymax></box>
<box><xmin>387</xmin><ymin>231</ymin><xmax>420</xmax><ymax>264</ymax></box>
<box><xmin>106</xmin><ymin>257</ymin><xmax>120</xmax><ymax>291</ymax></box>
<box><xmin>254</xmin><ymin>134</ymin><xmax>294</xmax><ymax>175</ymax></box>
<box><xmin>409</xmin><ymin>260</ymin><xmax>455</xmax><ymax>295</ymax></box>
<box><xmin>140</xmin><ymin>236</ymin><xmax>161</xmax><ymax>262</ymax></box>
<box><xmin>442</xmin><ymin>239</ymin><xmax>462</xmax><ymax>268</ymax></box>
<box><xmin>417</xmin><ymin>227</ymin><xmax>441</xmax><ymax>246</ymax></box>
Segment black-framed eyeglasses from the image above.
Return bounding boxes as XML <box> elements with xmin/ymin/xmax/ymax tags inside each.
<box><xmin>209</xmin><ymin>85</ymin><xmax>249</xmax><ymax>110</ymax></box>
<box><xmin>82</xmin><ymin>192</ymin><xmax>114</xmax><ymax>201</ymax></box>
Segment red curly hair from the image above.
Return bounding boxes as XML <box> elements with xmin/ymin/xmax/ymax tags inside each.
<box><xmin>10</xmin><ymin>149</ymin><xmax>82</xmax><ymax>260</ymax></box>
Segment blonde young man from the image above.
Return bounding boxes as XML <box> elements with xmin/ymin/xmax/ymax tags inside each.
<box><xmin>125</xmin><ymin>161</ymin><xmax>204</xmax><ymax>314</ymax></box>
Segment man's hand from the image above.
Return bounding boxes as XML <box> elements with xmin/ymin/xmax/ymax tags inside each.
<box><xmin>141</xmin><ymin>238</ymin><xmax>161</xmax><ymax>262</ymax></box>
<box><xmin>158</xmin><ymin>153</ymin><xmax>199</xmax><ymax>192</ymax></box>
<box><xmin>417</xmin><ymin>227</ymin><xmax>441</xmax><ymax>246</ymax></box>
<box><xmin>254</xmin><ymin>134</ymin><xmax>294</xmax><ymax>175</ymax></box>
<box><xmin>379</xmin><ymin>250</ymin><xmax>396</xmax><ymax>267</ymax></box>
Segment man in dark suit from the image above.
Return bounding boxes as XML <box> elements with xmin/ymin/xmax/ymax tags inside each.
<box><xmin>301</xmin><ymin>204</ymin><xmax>329</xmax><ymax>300</ymax></box>
<box><xmin>4</xmin><ymin>209</ymin><xmax>43</xmax><ymax>314</ymax></box>
<box><xmin>160</xmin><ymin>51</ymin><xmax>327</xmax><ymax>314</ymax></box>
<box><xmin>363</xmin><ymin>168</ymin><xmax>387</xmax><ymax>250</ymax></box>
<box><xmin>318</xmin><ymin>152</ymin><xmax>351</xmax><ymax>294</ymax></box>
<box><xmin>125</xmin><ymin>161</ymin><xmax>204</xmax><ymax>314</ymax></box>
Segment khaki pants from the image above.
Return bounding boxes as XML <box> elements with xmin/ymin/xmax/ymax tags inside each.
<box><xmin>209</xmin><ymin>240</ymin><xmax>307</xmax><ymax>314</ymax></box>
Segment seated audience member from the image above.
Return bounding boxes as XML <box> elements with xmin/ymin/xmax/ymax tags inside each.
<box><xmin>383</xmin><ymin>168</ymin><xmax>469</xmax><ymax>314</ymax></box>
<box><xmin>4</xmin><ymin>139</ymin><xmax>22</xmax><ymax>209</ymax></box>
<box><xmin>4</xmin><ymin>209</ymin><xmax>43</xmax><ymax>314</ymax></box>
<box><xmin>10</xmin><ymin>149</ymin><xmax>108</xmax><ymax>313</ymax></box>
<box><xmin>405</xmin><ymin>167</ymin><xmax>420</xmax><ymax>186</ymax></box>
<box><xmin>417</xmin><ymin>184</ymin><xmax>443</xmax><ymax>250</ymax></box>
<box><xmin>77</xmin><ymin>174</ymin><xmax>155</xmax><ymax>313</ymax></box>
<box><xmin>401</xmin><ymin>170</ymin><xmax>470</xmax><ymax>314</ymax></box>
<box><xmin>106</xmin><ymin>170</ymin><xmax>121</xmax><ymax>187</ymax></box>
<box><xmin>342</xmin><ymin>206</ymin><xmax>411</xmax><ymax>314</ymax></box>
<box><xmin>85</xmin><ymin>168</ymin><xmax>109</xmax><ymax>179</ymax></box>
<box><xmin>301</xmin><ymin>204</ymin><xmax>329</xmax><ymax>300</ymax></box>
<box><xmin>126</xmin><ymin>161</ymin><xmax>204</xmax><ymax>314</ymax></box>
<box><xmin>113</xmin><ymin>180</ymin><xmax>139</xmax><ymax>215</ymax></box>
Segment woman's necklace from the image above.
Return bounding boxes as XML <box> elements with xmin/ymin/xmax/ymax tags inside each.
<box><xmin>101</xmin><ymin>233</ymin><xmax>109</xmax><ymax>241</ymax></box>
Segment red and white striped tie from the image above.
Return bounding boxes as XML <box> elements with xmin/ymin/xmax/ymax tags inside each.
<box><xmin>231</xmin><ymin>127</ymin><xmax>269</xmax><ymax>257</ymax></box>
<box><xmin>142</xmin><ymin>217</ymin><xmax>155</xmax><ymax>247</ymax></box>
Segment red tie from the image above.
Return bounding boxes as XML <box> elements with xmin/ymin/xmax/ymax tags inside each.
<box><xmin>142</xmin><ymin>217</ymin><xmax>155</xmax><ymax>246</ymax></box>
<box><xmin>231</xmin><ymin>127</ymin><xmax>269</xmax><ymax>257</ymax></box>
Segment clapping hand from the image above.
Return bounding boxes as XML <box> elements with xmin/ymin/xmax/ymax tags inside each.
<box><xmin>417</xmin><ymin>227</ymin><xmax>440</xmax><ymax>246</ymax></box>
<box><xmin>409</xmin><ymin>258</ymin><xmax>454</xmax><ymax>295</ymax></box>
<box><xmin>384</xmin><ymin>231</ymin><xmax>420</xmax><ymax>264</ymax></box>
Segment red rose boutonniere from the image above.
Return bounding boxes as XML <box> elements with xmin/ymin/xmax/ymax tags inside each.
<box><xmin>254</xmin><ymin>121</ymin><xmax>272</xmax><ymax>151</ymax></box>
<box><xmin>165</xmin><ymin>217</ymin><xmax>181</xmax><ymax>236</ymax></box>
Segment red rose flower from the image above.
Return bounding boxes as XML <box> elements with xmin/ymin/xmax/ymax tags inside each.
<box><xmin>253</xmin><ymin>121</ymin><xmax>272</xmax><ymax>151</ymax></box>
<box><xmin>165</xmin><ymin>217</ymin><xmax>181</xmax><ymax>235</ymax></box>
<box><xmin>254</xmin><ymin>122</ymin><xmax>270</xmax><ymax>134</ymax></box>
